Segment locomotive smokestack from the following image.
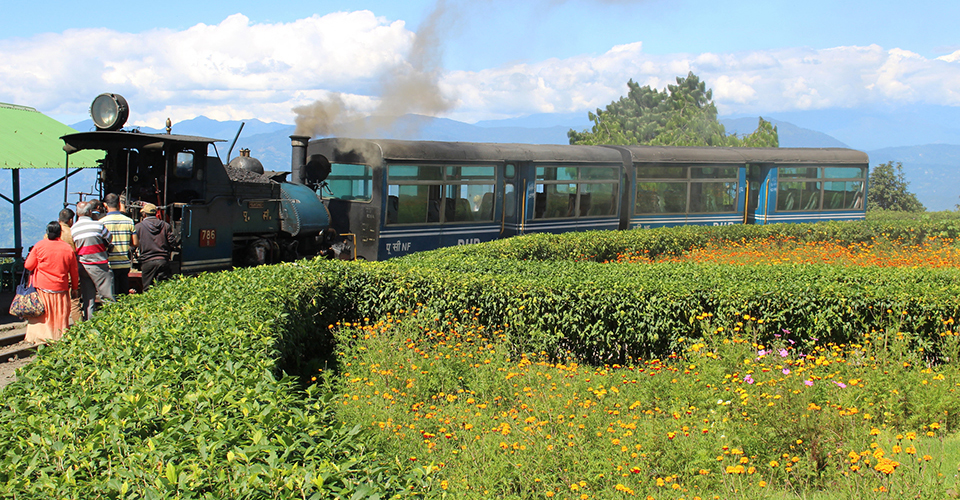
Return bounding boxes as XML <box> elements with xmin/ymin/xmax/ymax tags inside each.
<box><xmin>290</xmin><ymin>135</ymin><xmax>309</xmax><ymax>184</ymax></box>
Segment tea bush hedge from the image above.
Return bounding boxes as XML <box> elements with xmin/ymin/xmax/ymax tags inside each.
<box><xmin>0</xmin><ymin>262</ymin><xmax>433</xmax><ymax>499</ymax></box>
<box><xmin>345</xmin><ymin>254</ymin><xmax>960</xmax><ymax>363</ymax></box>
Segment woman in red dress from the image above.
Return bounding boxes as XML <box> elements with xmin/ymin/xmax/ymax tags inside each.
<box><xmin>23</xmin><ymin>222</ymin><xmax>80</xmax><ymax>343</ymax></box>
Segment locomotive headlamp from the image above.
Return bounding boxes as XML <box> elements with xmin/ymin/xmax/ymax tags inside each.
<box><xmin>90</xmin><ymin>93</ymin><xmax>129</xmax><ymax>131</ymax></box>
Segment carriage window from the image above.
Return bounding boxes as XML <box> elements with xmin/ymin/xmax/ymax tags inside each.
<box><xmin>780</xmin><ymin>167</ymin><xmax>820</xmax><ymax>179</ymax></box>
<box><xmin>691</xmin><ymin>167</ymin><xmax>738</xmax><ymax>179</ymax></box>
<box><xmin>777</xmin><ymin>166</ymin><xmax>864</xmax><ymax>211</ymax></box>
<box><xmin>689</xmin><ymin>182</ymin><xmax>738</xmax><ymax>212</ymax></box>
<box><xmin>326</xmin><ymin>163</ymin><xmax>373</xmax><ymax>201</ymax></box>
<box><xmin>823</xmin><ymin>181</ymin><xmax>864</xmax><ymax>209</ymax></box>
<box><xmin>535</xmin><ymin>183</ymin><xmax>577</xmax><ymax>219</ymax></box>
<box><xmin>448</xmin><ymin>166</ymin><xmax>496</xmax><ymax>180</ymax></box>
<box><xmin>778</xmin><ymin>181</ymin><xmax>822</xmax><ymax>211</ymax></box>
<box><xmin>638</xmin><ymin>166</ymin><xmax>686</xmax><ymax>179</ymax></box>
<box><xmin>637</xmin><ymin>182</ymin><xmax>686</xmax><ymax>213</ymax></box>
<box><xmin>537</xmin><ymin>167</ymin><xmax>577</xmax><ymax>181</ymax></box>
<box><xmin>635</xmin><ymin>164</ymin><xmax>737</xmax><ymax>214</ymax></box>
<box><xmin>824</xmin><ymin>167</ymin><xmax>866</xmax><ymax>179</ymax></box>
<box><xmin>443</xmin><ymin>184</ymin><xmax>497</xmax><ymax>222</ymax></box>
<box><xmin>504</xmin><ymin>183</ymin><xmax>516</xmax><ymax>217</ymax></box>
<box><xmin>388</xmin><ymin>184</ymin><xmax>441</xmax><ymax>224</ymax></box>
<box><xmin>387</xmin><ymin>164</ymin><xmax>495</xmax><ymax>225</ymax></box>
<box><xmin>534</xmin><ymin>165</ymin><xmax>621</xmax><ymax>219</ymax></box>
<box><xmin>389</xmin><ymin>165</ymin><xmax>441</xmax><ymax>180</ymax></box>
<box><xmin>581</xmin><ymin>182</ymin><xmax>619</xmax><ymax>216</ymax></box>
<box><xmin>581</xmin><ymin>167</ymin><xmax>619</xmax><ymax>180</ymax></box>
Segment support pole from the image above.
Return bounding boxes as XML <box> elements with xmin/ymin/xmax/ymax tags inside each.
<box><xmin>12</xmin><ymin>169</ymin><xmax>22</xmax><ymax>260</ymax></box>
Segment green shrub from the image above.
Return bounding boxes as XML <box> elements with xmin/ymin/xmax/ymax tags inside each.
<box><xmin>0</xmin><ymin>262</ymin><xmax>432</xmax><ymax>499</ymax></box>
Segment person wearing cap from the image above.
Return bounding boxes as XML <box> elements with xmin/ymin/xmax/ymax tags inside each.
<box><xmin>134</xmin><ymin>203</ymin><xmax>176</xmax><ymax>291</ymax></box>
<box><xmin>72</xmin><ymin>200</ymin><xmax>115</xmax><ymax>320</ymax></box>
<box><xmin>101</xmin><ymin>193</ymin><xmax>139</xmax><ymax>296</ymax></box>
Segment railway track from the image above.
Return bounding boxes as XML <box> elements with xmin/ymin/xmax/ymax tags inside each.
<box><xmin>0</xmin><ymin>330</ymin><xmax>34</xmax><ymax>364</ymax></box>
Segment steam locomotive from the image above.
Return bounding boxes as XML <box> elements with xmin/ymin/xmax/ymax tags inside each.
<box><xmin>62</xmin><ymin>93</ymin><xmax>345</xmax><ymax>275</ymax></box>
<box><xmin>61</xmin><ymin>93</ymin><xmax>869</xmax><ymax>269</ymax></box>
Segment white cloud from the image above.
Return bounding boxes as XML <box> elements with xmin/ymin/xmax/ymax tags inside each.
<box><xmin>446</xmin><ymin>43</ymin><xmax>960</xmax><ymax>121</ymax></box>
<box><xmin>0</xmin><ymin>12</ymin><xmax>412</xmax><ymax>126</ymax></box>
<box><xmin>3</xmin><ymin>12</ymin><xmax>960</xmax><ymax>127</ymax></box>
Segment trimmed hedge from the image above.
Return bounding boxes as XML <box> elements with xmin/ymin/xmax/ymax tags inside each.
<box><xmin>343</xmin><ymin>254</ymin><xmax>960</xmax><ymax>364</ymax></box>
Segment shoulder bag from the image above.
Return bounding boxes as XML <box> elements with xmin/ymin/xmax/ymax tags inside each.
<box><xmin>8</xmin><ymin>270</ymin><xmax>45</xmax><ymax>319</ymax></box>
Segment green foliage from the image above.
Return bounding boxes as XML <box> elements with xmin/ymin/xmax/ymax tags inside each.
<box><xmin>868</xmin><ymin>161</ymin><xmax>926</xmax><ymax>212</ymax></box>
<box><xmin>568</xmin><ymin>72</ymin><xmax>779</xmax><ymax>148</ymax></box>
<box><xmin>0</xmin><ymin>262</ymin><xmax>432</xmax><ymax>498</ymax></box>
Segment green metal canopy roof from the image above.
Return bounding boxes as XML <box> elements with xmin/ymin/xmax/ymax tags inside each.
<box><xmin>0</xmin><ymin>102</ymin><xmax>102</xmax><ymax>169</ymax></box>
<box><xmin>1</xmin><ymin>101</ymin><xmax>105</xmax><ymax>260</ymax></box>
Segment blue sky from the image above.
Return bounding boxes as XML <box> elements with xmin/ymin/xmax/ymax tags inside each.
<box><xmin>2</xmin><ymin>0</ymin><xmax>960</xmax><ymax>138</ymax></box>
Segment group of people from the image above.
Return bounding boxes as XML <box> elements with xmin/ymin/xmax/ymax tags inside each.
<box><xmin>21</xmin><ymin>195</ymin><xmax>176</xmax><ymax>344</ymax></box>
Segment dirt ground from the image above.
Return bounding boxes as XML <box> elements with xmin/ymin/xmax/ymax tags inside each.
<box><xmin>0</xmin><ymin>320</ymin><xmax>31</xmax><ymax>390</ymax></box>
<box><xmin>1</xmin><ymin>288</ymin><xmax>34</xmax><ymax>390</ymax></box>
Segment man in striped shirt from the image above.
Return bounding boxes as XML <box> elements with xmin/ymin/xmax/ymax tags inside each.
<box><xmin>73</xmin><ymin>200</ymin><xmax>115</xmax><ymax>320</ymax></box>
<box><xmin>101</xmin><ymin>194</ymin><xmax>139</xmax><ymax>296</ymax></box>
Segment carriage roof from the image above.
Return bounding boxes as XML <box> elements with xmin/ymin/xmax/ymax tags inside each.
<box><xmin>310</xmin><ymin>138</ymin><xmax>624</xmax><ymax>164</ymax></box>
<box><xmin>617</xmin><ymin>145</ymin><xmax>869</xmax><ymax>165</ymax></box>
<box><xmin>310</xmin><ymin>138</ymin><xmax>868</xmax><ymax>167</ymax></box>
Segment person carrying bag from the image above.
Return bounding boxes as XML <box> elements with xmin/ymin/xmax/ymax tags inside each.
<box><xmin>21</xmin><ymin>222</ymin><xmax>80</xmax><ymax>343</ymax></box>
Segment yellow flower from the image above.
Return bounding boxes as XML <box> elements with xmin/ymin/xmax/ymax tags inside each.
<box><xmin>874</xmin><ymin>457</ymin><xmax>900</xmax><ymax>475</ymax></box>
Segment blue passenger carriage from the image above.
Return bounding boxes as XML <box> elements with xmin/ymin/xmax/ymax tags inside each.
<box><xmin>311</xmin><ymin>138</ymin><xmax>626</xmax><ymax>260</ymax></box>
<box><xmin>619</xmin><ymin>146</ymin><xmax>868</xmax><ymax>229</ymax></box>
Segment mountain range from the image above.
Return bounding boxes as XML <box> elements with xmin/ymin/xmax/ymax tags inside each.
<box><xmin>4</xmin><ymin>112</ymin><xmax>957</xmax><ymax>249</ymax></box>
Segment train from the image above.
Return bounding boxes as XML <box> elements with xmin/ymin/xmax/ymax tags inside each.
<box><xmin>61</xmin><ymin>93</ymin><xmax>868</xmax><ymax>270</ymax></box>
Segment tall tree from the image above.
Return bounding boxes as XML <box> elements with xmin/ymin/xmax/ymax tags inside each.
<box><xmin>568</xmin><ymin>72</ymin><xmax>778</xmax><ymax>147</ymax></box>
<box><xmin>867</xmin><ymin>161</ymin><xmax>925</xmax><ymax>212</ymax></box>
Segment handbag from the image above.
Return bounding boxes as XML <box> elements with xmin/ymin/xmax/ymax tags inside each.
<box><xmin>8</xmin><ymin>270</ymin><xmax>45</xmax><ymax>319</ymax></box>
